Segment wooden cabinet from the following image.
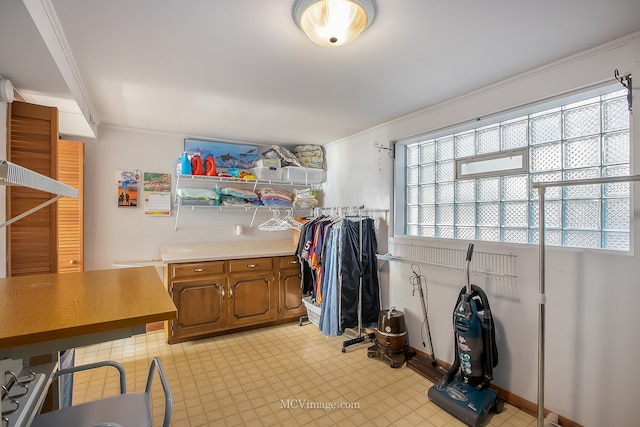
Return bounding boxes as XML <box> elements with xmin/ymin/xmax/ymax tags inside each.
<box><xmin>228</xmin><ymin>272</ymin><xmax>277</xmax><ymax>328</ymax></box>
<box><xmin>171</xmin><ymin>276</ymin><xmax>228</xmax><ymax>339</ymax></box>
<box><xmin>166</xmin><ymin>255</ymin><xmax>304</xmax><ymax>343</ymax></box>
<box><xmin>7</xmin><ymin>103</ymin><xmax>85</xmax><ymax>276</ymax></box>
<box><xmin>7</xmin><ymin>101</ymin><xmax>59</xmax><ymax>276</ymax></box>
<box><xmin>167</xmin><ymin>261</ymin><xmax>227</xmax><ymax>341</ymax></box>
<box><xmin>57</xmin><ymin>139</ymin><xmax>85</xmax><ymax>273</ymax></box>
<box><xmin>228</xmin><ymin>257</ymin><xmax>277</xmax><ymax>328</ymax></box>
<box><xmin>278</xmin><ymin>255</ymin><xmax>306</xmax><ymax>320</ymax></box>
<box><xmin>171</xmin><ymin>260</ymin><xmax>225</xmax><ymax>279</ymax></box>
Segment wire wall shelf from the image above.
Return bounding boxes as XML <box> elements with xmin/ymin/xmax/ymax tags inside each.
<box><xmin>173</xmin><ymin>173</ymin><xmax>318</xmax><ymax>230</ymax></box>
<box><xmin>176</xmin><ymin>173</ymin><xmax>321</xmax><ymax>190</ymax></box>
<box><xmin>383</xmin><ymin>240</ymin><xmax>517</xmax><ymax>281</ymax></box>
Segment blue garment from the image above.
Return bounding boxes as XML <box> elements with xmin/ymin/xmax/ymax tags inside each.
<box><xmin>319</xmin><ymin>228</ymin><xmax>340</xmax><ymax>336</ymax></box>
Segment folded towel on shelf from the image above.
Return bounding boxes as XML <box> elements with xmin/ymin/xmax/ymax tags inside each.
<box><xmin>220</xmin><ymin>195</ymin><xmax>250</xmax><ymax>206</ymax></box>
<box><xmin>220</xmin><ymin>187</ymin><xmax>259</xmax><ymax>202</ymax></box>
<box><xmin>292</xmin><ymin>187</ymin><xmax>317</xmax><ymax>209</ymax></box>
<box><xmin>258</xmin><ymin>187</ymin><xmax>293</xmax><ymax>206</ymax></box>
<box><xmin>262</xmin><ymin>199</ymin><xmax>293</xmax><ymax>206</ymax></box>
<box><xmin>176</xmin><ymin>188</ymin><xmax>219</xmax><ymax>200</ymax></box>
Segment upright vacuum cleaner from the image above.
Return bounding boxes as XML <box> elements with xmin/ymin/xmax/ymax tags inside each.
<box><xmin>428</xmin><ymin>243</ymin><xmax>504</xmax><ymax>427</ymax></box>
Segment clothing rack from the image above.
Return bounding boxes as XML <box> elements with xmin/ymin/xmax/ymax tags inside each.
<box><xmin>298</xmin><ymin>205</ymin><xmax>380</xmax><ymax>351</ymax></box>
<box><xmin>317</xmin><ymin>205</ymin><xmax>380</xmax><ymax>352</ymax></box>
<box><xmin>340</xmin><ymin>206</ymin><xmax>377</xmax><ymax>352</ymax></box>
<box><xmin>533</xmin><ymin>174</ymin><xmax>640</xmax><ymax>427</ymax></box>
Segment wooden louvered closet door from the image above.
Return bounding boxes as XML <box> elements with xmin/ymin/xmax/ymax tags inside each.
<box><xmin>7</xmin><ymin>101</ymin><xmax>59</xmax><ymax>276</ymax></box>
<box><xmin>57</xmin><ymin>140</ymin><xmax>84</xmax><ymax>273</ymax></box>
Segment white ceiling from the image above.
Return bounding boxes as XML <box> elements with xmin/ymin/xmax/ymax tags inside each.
<box><xmin>1</xmin><ymin>0</ymin><xmax>639</xmax><ymax>144</ymax></box>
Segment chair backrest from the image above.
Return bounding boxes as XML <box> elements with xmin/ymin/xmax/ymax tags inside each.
<box><xmin>146</xmin><ymin>356</ymin><xmax>173</xmax><ymax>427</ymax></box>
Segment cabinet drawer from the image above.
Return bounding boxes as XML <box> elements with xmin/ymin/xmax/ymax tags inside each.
<box><xmin>279</xmin><ymin>256</ymin><xmax>300</xmax><ymax>270</ymax></box>
<box><xmin>171</xmin><ymin>261</ymin><xmax>225</xmax><ymax>279</ymax></box>
<box><xmin>228</xmin><ymin>257</ymin><xmax>273</xmax><ymax>274</ymax></box>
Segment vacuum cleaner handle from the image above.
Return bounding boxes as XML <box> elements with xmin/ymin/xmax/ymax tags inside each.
<box><xmin>465</xmin><ymin>243</ymin><xmax>474</xmax><ymax>294</ymax></box>
<box><xmin>466</xmin><ymin>243</ymin><xmax>474</xmax><ymax>262</ymax></box>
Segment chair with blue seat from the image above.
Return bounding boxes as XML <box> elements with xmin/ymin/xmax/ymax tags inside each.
<box><xmin>32</xmin><ymin>356</ymin><xmax>172</xmax><ymax>427</ymax></box>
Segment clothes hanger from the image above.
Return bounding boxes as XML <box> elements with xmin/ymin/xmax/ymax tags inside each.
<box><xmin>283</xmin><ymin>209</ymin><xmax>303</xmax><ymax>230</ymax></box>
<box><xmin>258</xmin><ymin>210</ymin><xmax>291</xmax><ymax>231</ymax></box>
<box><xmin>329</xmin><ymin>207</ymin><xmax>344</xmax><ymax>225</ymax></box>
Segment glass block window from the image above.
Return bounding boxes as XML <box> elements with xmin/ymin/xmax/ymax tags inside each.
<box><xmin>404</xmin><ymin>89</ymin><xmax>631</xmax><ymax>251</ymax></box>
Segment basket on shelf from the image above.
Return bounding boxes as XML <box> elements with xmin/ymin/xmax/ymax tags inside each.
<box><xmin>302</xmin><ymin>296</ymin><xmax>321</xmax><ymax>326</ymax></box>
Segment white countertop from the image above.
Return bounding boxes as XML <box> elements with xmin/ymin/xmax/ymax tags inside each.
<box><xmin>160</xmin><ymin>239</ymin><xmax>298</xmax><ymax>263</ymax></box>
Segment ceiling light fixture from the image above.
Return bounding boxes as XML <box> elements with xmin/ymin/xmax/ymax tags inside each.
<box><xmin>0</xmin><ymin>77</ymin><xmax>15</xmax><ymax>103</ymax></box>
<box><xmin>292</xmin><ymin>0</ymin><xmax>376</xmax><ymax>48</ymax></box>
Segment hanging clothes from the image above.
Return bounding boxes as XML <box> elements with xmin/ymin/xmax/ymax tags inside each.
<box><xmin>310</xmin><ymin>220</ymin><xmax>330</xmax><ymax>303</ymax></box>
<box><xmin>318</xmin><ymin>227</ymin><xmax>340</xmax><ymax>336</ymax></box>
<box><xmin>296</xmin><ymin>211</ymin><xmax>381</xmax><ymax>337</ymax></box>
<box><xmin>339</xmin><ymin>217</ymin><xmax>380</xmax><ymax>331</ymax></box>
<box><xmin>297</xmin><ymin>217</ymin><xmax>322</xmax><ymax>296</ymax></box>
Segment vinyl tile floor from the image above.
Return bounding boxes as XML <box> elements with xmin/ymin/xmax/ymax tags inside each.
<box><xmin>72</xmin><ymin>322</ymin><xmax>536</xmax><ymax>427</ymax></box>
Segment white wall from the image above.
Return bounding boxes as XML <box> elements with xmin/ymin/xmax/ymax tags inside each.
<box><xmin>84</xmin><ymin>127</ymin><xmax>297</xmax><ymax>270</ymax></box>
<box><xmin>322</xmin><ymin>33</ymin><xmax>640</xmax><ymax>426</ymax></box>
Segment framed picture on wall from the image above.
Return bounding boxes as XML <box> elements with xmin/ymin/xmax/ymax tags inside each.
<box><xmin>184</xmin><ymin>138</ymin><xmax>259</xmax><ymax>169</ymax></box>
<box><xmin>115</xmin><ymin>169</ymin><xmax>140</xmax><ymax>207</ymax></box>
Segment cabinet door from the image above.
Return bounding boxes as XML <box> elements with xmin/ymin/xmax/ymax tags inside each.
<box><xmin>57</xmin><ymin>139</ymin><xmax>84</xmax><ymax>273</ymax></box>
<box><xmin>228</xmin><ymin>273</ymin><xmax>277</xmax><ymax>328</ymax></box>
<box><xmin>278</xmin><ymin>256</ymin><xmax>306</xmax><ymax>320</ymax></box>
<box><xmin>7</xmin><ymin>101</ymin><xmax>59</xmax><ymax>276</ymax></box>
<box><xmin>170</xmin><ymin>277</ymin><xmax>228</xmax><ymax>342</ymax></box>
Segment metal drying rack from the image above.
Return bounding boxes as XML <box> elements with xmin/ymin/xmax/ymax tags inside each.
<box><xmin>533</xmin><ymin>174</ymin><xmax>640</xmax><ymax>427</ymax></box>
<box><xmin>0</xmin><ymin>160</ymin><xmax>78</xmax><ymax>229</ymax></box>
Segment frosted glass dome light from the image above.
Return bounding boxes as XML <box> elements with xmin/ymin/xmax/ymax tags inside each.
<box><xmin>292</xmin><ymin>0</ymin><xmax>376</xmax><ymax>48</ymax></box>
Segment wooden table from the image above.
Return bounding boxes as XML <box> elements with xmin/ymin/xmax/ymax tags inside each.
<box><xmin>0</xmin><ymin>266</ymin><xmax>177</xmax><ymax>358</ymax></box>
<box><xmin>0</xmin><ymin>267</ymin><xmax>177</xmax><ymax>426</ymax></box>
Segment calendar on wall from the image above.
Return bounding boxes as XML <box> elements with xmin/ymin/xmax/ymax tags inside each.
<box><xmin>143</xmin><ymin>172</ymin><xmax>171</xmax><ymax>216</ymax></box>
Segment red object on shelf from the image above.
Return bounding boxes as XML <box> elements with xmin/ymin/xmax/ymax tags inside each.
<box><xmin>191</xmin><ymin>155</ymin><xmax>204</xmax><ymax>175</ymax></box>
<box><xmin>205</xmin><ymin>155</ymin><xmax>217</xmax><ymax>176</ymax></box>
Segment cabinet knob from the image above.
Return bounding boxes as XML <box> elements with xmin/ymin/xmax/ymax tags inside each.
<box><xmin>69</xmin><ymin>260</ymin><xmax>77</xmax><ymax>265</ymax></box>
<box><xmin>288</xmin><ymin>260</ymin><xmax>298</xmax><ymax>265</ymax></box>
<box><xmin>193</xmin><ymin>268</ymin><xmax>205</xmax><ymax>272</ymax></box>
<box><xmin>221</xmin><ymin>287</ymin><xmax>225</xmax><ymax>299</ymax></box>
<box><xmin>229</xmin><ymin>287</ymin><xmax>234</xmax><ymax>298</ymax></box>
<box><xmin>246</xmin><ymin>264</ymin><xmax>257</xmax><ymax>268</ymax></box>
